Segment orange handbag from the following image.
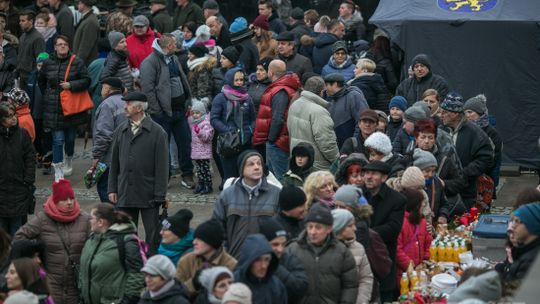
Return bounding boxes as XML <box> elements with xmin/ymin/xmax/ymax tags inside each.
<box><xmin>59</xmin><ymin>55</ymin><xmax>94</xmax><ymax>117</ymax></box>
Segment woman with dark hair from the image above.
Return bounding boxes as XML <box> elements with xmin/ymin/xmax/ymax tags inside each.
<box><xmin>79</xmin><ymin>203</ymin><xmax>145</xmax><ymax>304</ymax></box>
<box><xmin>39</xmin><ymin>35</ymin><xmax>90</xmax><ymax>179</ymax></box>
<box><xmin>367</xmin><ymin>36</ymin><xmax>398</xmax><ymax>92</ymax></box>
<box><xmin>395</xmin><ymin>188</ymin><xmax>432</xmax><ymax>288</ymax></box>
<box><xmin>182</xmin><ymin>22</ymin><xmax>199</xmax><ymax>49</ymax></box>
<box><xmin>5</xmin><ymin>258</ymin><xmax>52</xmax><ymax>303</ymax></box>
<box><xmin>210</xmin><ymin>67</ymin><xmax>256</xmax><ymax>179</ymax></box>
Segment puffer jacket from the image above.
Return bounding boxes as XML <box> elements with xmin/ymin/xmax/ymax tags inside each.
<box><xmin>38</xmin><ymin>52</ymin><xmax>91</xmax><ymax>131</ymax></box>
<box><xmin>287</xmin><ymin>231</ymin><xmax>359</xmax><ymax>304</ymax></box>
<box><xmin>343</xmin><ymin>240</ymin><xmax>373</xmax><ymax>304</ymax></box>
<box><xmin>312</xmin><ymin>33</ymin><xmax>339</xmax><ymax>74</ymax></box>
<box><xmin>79</xmin><ymin>223</ymin><xmax>145</xmax><ymax>304</ymax></box>
<box><xmin>100</xmin><ymin>50</ymin><xmax>133</xmax><ymax>91</ymax></box>
<box><xmin>92</xmin><ymin>93</ymin><xmax>127</xmax><ymax>165</ymax></box>
<box><xmin>189</xmin><ymin>115</ymin><xmax>214</xmax><ymax>160</ymax></box>
<box><xmin>247</xmin><ymin>73</ymin><xmax>271</xmax><ymax>114</ymax></box>
<box><xmin>15</xmin><ymin>210</ymin><xmax>91</xmax><ymax>304</ymax></box>
<box><xmin>139</xmin><ymin>279</ymin><xmax>190</xmax><ymax>304</ymax></box>
<box><xmin>349</xmin><ymin>73</ymin><xmax>391</xmax><ymax>112</ymax></box>
<box><xmin>212</xmin><ymin>177</ymin><xmax>280</xmax><ymax>258</ymax></box>
<box><xmin>396</xmin><ymin>212</ymin><xmax>432</xmax><ymax>285</ymax></box>
<box><xmin>188</xmin><ymin>56</ymin><xmax>217</xmax><ymax>104</ymax></box>
<box><xmin>287</xmin><ymin>90</ymin><xmax>339</xmax><ymax>171</ymax></box>
<box><xmin>321</xmin><ymin>56</ymin><xmax>355</xmax><ymax>82</ymax></box>
<box><xmin>274</xmin><ymin>251</ymin><xmax>309</xmax><ymax>304</ymax></box>
<box><xmin>234</xmin><ymin>234</ymin><xmax>288</xmax><ymax>304</ymax></box>
<box><xmin>127</xmin><ymin>28</ymin><xmax>159</xmax><ymax>69</ymax></box>
<box><xmin>326</xmin><ymin>85</ymin><xmax>369</xmax><ymax>149</ymax></box>
<box><xmin>0</xmin><ymin>124</ymin><xmax>35</xmax><ymax>217</ymax></box>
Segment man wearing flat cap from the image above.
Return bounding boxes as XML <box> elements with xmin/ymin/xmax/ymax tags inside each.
<box><xmin>361</xmin><ymin>160</ymin><xmax>406</xmax><ymax>302</ymax></box>
<box><xmin>91</xmin><ymin>77</ymin><xmax>127</xmax><ymax>203</ymax></box>
<box><xmin>73</xmin><ymin>0</ymin><xmax>99</xmax><ymax>65</ymax></box>
<box><xmin>108</xmin><ymin>91</ymin><xmax>169</xmax><ymax>254</ymax></box>
<box><xmin>276</xmin><ymin>31</ymin><xmax>312</xmax><ymax>80</ymax></box>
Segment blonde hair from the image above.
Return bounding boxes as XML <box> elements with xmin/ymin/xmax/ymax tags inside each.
<box><xmin>356</xmin><ymin>58</ymin><xmax>376</xmax><ymax>73</ymax></box>
<box><xmin>422</xmin><ymin>88</ymin><xmax>439</xmax><ymax>101</ymax></box>
<box><xmin>304</xmin><ymin>171</ymin><xmax>338</xmax><ymax>210</ymax></box>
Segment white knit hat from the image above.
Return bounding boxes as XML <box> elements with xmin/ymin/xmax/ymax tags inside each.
<box><xmin>364</xmin><ymin>132</ymin><xmax>392</xmax><ymax>156</ymax></box>
<box><xmin>222</xmin><ymin>283</ymin><xmax>252</xmax><ymax>304</ymax></box>
<box><xmin>401</xmin><ymin>166</ymin><xmax>425</xmax><ymax>189</ymax></box>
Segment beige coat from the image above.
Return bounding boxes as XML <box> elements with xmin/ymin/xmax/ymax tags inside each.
<box><xmin>346</xmin><ymin>240</ymin><xmax>374</xmax><ymax>304</ymax></box>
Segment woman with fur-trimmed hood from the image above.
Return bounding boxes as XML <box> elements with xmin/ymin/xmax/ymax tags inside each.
<box><xmin>187</xmin><ymin>44</ymin><xmax>217</xmax><ymax>109</ymax></box>
<box><xmin>282</xmin><ymin>142</ymin><xmax>315</xmax><ymax>188</ymax></box>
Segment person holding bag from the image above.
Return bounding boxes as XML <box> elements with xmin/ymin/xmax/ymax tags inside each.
<box><xmin>39</xmin><ymin>35</ymin><xmax>91</xmax><ymax>179</ymax></box>
<box><xmin>210</xmin><ymin>67</ymin><xmax>256</xmax><ymax>179</ymax></box>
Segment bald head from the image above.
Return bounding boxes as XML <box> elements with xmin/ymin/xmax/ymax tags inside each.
<box><xmin>206</xmin><ymin>16</ymin><xmax>222</xmax><ymax>36</ymax></box>
<box><xmin>268</xmin><ymin>60</ymin><xmax>286</xmax><ymax>81</ymax></box>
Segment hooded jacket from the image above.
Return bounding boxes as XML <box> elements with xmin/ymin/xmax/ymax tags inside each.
<box><xmin>395</xmin><ymin>54</ymin><xmax>449</xmax><ymax>106</ymax></box>
<box><xmin>287</xmin><ymin>231</ymin><xmax>359</xmax><ymax>304</ymax></box>
<box><xmin>288</xmin><ymin>90</ymin><xmax>339</xmax><ymax>171</ymax></box>
<box><xmin>334</xmin><ymin>154</ymin><xmax>368</xmax><ymax>186</ymax></box>
<box><xmin>139</xmin><ymin>279</ymin><xmax>190</xmax><ymax>304</ymax></box>
<box><xmin>282</xmin><ymin>142</ymin><xmax>315</xmax><ymax>187</ymax></box>
<box><xmin>312</xmin><ymin>33</ymin><xmax>339</xmax><ymax>74</ymax></box>
<box><xmin>234</xmin><ymin>234</ymin><xmax>288</xmax><ymax>304</ymax></box>
<box><xmin>321</xmin><ymin>56</ymin><xmax>356</xmax><ymax>82</ymax></box>
<box><xmin>326</xmin><ymin>85</ymin><xmax>369</xmax><ymax>149</ymax></box>
<box><xmin>349</xmin><ymin>72</ymin><xmax>391</xmax><ymax>112</ymax></box>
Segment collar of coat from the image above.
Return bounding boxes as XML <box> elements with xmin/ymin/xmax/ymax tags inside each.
<box><xmin>121</xmin><ymin>115</ymin><xmax>153</xmax><ymax>133</ymax></box>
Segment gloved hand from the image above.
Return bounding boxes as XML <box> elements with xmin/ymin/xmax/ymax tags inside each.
<box><xmin>193</xmin><ymin>124</ymin><xmax>200</xmax><ymax>133</ymax></box>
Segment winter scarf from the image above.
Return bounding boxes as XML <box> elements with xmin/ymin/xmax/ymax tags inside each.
<box><xmin>192</xmin><ymin>113</ymin><xmax>206</xmax><ymax>125</ymax></box>
<box><xmin>43</xmin><ymin>196</ymin><xmax>81</xmax><ymax>223</ymax></box>
<box><xmin>471</xmin><ymin>112</ymin><xmax>490</xmax><ymax>128</ymax></box>
<box><xmin>158</xmin><ymin>230</ymin><xmax>194</xmax><ymax>265</ymax></box>
<box><xmin>317</xmin><ymin>194</ymin><xmax>336</xmax><ymax>208</ymax></box>
<box><xmin>187</xmin><ymin>56</ymin><xmax>208</xmax><ymax>70</ymax></box>
<box><xmin>36</xmin><ymin>26</ymin><xmax>57</xmax><ymax>41</ymax></box>
<box><xmin>222</xmin><ymin>85</ymin><xmax>249</xmax><ymax>101</ymax></box>
<box><xmin>330</xmin><ymin>56</ymin><xmax>351</xmax><ymax>69</ymax></box>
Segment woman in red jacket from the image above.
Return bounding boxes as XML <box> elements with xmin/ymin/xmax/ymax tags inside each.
<box><xmin>396</xmin><ymin>188</ymin><xmax>432</xmax><ymax>286</ymax></box>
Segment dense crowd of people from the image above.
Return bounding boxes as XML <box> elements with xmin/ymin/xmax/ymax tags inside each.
<box><xmin>0</xmin><ymin>0</ymin><xmax>539</xmax><ymax>303</ymax></box>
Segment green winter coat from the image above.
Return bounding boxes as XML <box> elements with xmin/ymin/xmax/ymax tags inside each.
<box><xmin>79</xmin><ymin>223</ymin><xmax>145</xmax><ymax>304</ymax></box>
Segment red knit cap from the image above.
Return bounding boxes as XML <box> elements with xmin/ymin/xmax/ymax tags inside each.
<box><xmin>52</xmin><ymin>179</ymin><xmax>75</xmax><ymax>203</ymax></box>
<box><xmin>252</xmin><ymin>15</ymin><xmax>269</xmax><ymax>31</ymax></box>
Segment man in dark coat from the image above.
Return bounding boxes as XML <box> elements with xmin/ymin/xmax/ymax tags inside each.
<box><xmin>49</xmin><ymin>0</ymin><xmax>74</xmax><ymax>41</ymax></box>
<box><xmin>173</xmin><ymin>0</ymin><xmax>204</xmax><ymax>29</ymax></box>
<box><xmin>101</xmin><ymin>31</ymin><xmax>134</xmax><ymax>91</ymax></box>
<box><xmin>362</xmin><ymin>161</ymin><xmax>406</xmax><ymax>302</ymax></box>
<box><xmin>259</xmin><ymin>218</ymin><xmax>309</xmax><ymax>304</ymax></box>
<box><xmin>24</xmin><ymin>0</ymin><xmax>49</xmax><ymax>15</ymax></box>
<box><xmin>257</xmin><ymin>0</ymin><xmax>286</xmax><ymax>34</ymax></box>
<box><xmin>395</xmin><ymin>54</ymin><xmax>449</xmax><ymax>106</ymax></box>
<box><xmin>72</xmin><ymin>0</ymin><xmax>100</xmax><ymax>65</ymax></box>
<box><xmin>273</xmin><ymin>186</ymin><xmax>306</xmax><ymax>239</ymax></box>
<box><xmin>312</xmin><ymin>19</ymin><xmax>345</xmax><ymax>74</ymax></box>
<box><xmin>108</xmin><ymin>92</ymin><xmax>169</xmax><ymax>254</ymax></box>
<box><xmin>17</xmin><ymin>10</ymin><xmax>45</xmax><ymax>90</ymax></box>
<box><xmin>0</xmin><ymin>102</ymin><xmax>35</xmax><ymax>236</ymax></box>
<box><xmin>289</xmin><ymin>7</ymin><xmax>311</xmax><ymax>40</ymax></box>
<box><xmin>150</xmin><ymin>0</ymin><xmax>173</xmax><ymax>34</ymax></box>
<box><xmin>229</xmin><ymin>17</ymin><xmax>259</xmax><ymax>75</ymax></box>
<box><xmin>440</xmin><ymin>92</ymin><xmax>493</xmax><ymax>208</ymax></box>
<box><xmin>206</xmin><ymin>16</ymin><xmax>231</xmax><ymax>49</ymax></box>
<box><xmin>0</xmin><ymin>0</ymin><xmax>20</xmax><ymax>37</ymax></box>
<box><xmin>276</xmin><ymin>32</ymin><xmax>312</xmax><ymax>81</ymax></box>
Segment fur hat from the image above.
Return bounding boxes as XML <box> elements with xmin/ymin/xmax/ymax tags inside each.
<box><xmin>161</xmin><ymin>209</ymin><xmax>193</xmax><ymax>238</ymax></box>
<box><xmin>305</xmin><ymin>203</ymin><xmax>333</xmax><ymax>226</ymax></box>
<box><xmin>52</xmin><ymin>179</ymin><xmax>75</xmax><ymax>203</ymax></box>
<box><xmin>222</xmin><ymin>283</ymin><xmax>252</xmax><ymax>304</ymax></box>
<box><xmin>413</xmin><ymin>148</ymin><xmax>438</xmax><ymax>170</ymax></box>
<box><xmin>331</xmin><ymin>209</ymin><xmax>354</xmax><ymax>235</ymax></box>
<box><xmin>194</xmin><ymin>219</ymin><xmax>224</xmax><ymax>249</ymax></box>
<box><xmin>464</xmin><ymin>94</ymin><xmax>488</xmax><ymax>115</ymax></box>
<box><xmin>400</xmin><ymin>166</ymin><xmax>425</xmax><ymax>189</ymax></box>
<box><xmin>108</xmin><ymin>31</ymin><xmax>125</xmax><ymax>49</ymax></box>
<box><xmin>364</xmin><ymin>132</ymin><xmax>392</xmax><ymax>156</ymax></box>
<box><xmin>440</xmin><ymin>92</ymin><xmax>464</xmax><ymax>113</ymax></box>
<box><xmin>196</xmin><ymin>25</ymin><xmax>212</xmax><ymax>41</ymax></box>
<box><xmin>141</xmin><ymin>254</ymin><xmax>176</xmax><ymax>280</ymax></box>
<box><xmin>279</xmin><ymin>186</ymin><xmax>306</xmax><ymax>211</ymax></box>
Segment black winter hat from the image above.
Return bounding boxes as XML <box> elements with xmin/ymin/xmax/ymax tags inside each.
<box><xmin>276</xmin><ymin>31</ymin><xmax>296</xmax><ymax>42</ymax></box>
<box><xmin>259</xmin><ymin>218</ymin><xmax>288</xmax><ymax>241</ymax></box>
<box><xmin>189</xmin><ymin>43</ymin><xmax>209</xmax><ymax>58</ymax></box>
<box><xmin>257</xmin><ymin>57</ymin><xmax>273</xmax><ymax>72</ymax></box>
<box><xmin>411</xmin><ymin>53</ymin><xmax>431</xmax><ymax>70</ymax></box>
<box><xmin>279</xmin><ymin>186</ymin><xmax>306</xmax><ymax>211</ymax></box>
<box><xmin>102</xmin><ymin>77</ymin><xmax>123</xmax><ymax>90</ymax></box>
<box><xmin>10</xmin><ymin>240</ymin><xmax>46</xmax><ymax>263</ymax></box>
<box><xmin>122</xmin><ymin>91</ymin><xmax>147</xmax><ymax>102</ymax></box>
<box><xmin>305</xmin><ymin>203</ymin><xmax>333</xmax><ymax>226</ymax></box>
<box><xmin>363</xmin><ymin>160</ymin><xmax>391</xmax><ymax>175</ymax></box>
<box><xmin>194</xmin><ymin>219</ymin><xmax>224</xmax><ymax>249</ymax></box>
<box><xmin>162</xmin><ymin>209</ymin><xmax>193</xmax><ymax>238</ymax></box>
<box><xmin>291</xmin><ymin>7</ymin><xmax>304</xmax><ymax>20</ymax></box>
<box><xmin>221</xmin><ymin>45</ymin><xmax>243</xmax><ymax>65</ymax></box>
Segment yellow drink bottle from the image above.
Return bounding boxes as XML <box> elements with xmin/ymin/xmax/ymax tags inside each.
<box><xmin>410</xmin><ymin>270</ymin><xmax>419</xmax><ymax>290</ymax></box>
<box><xmin>438</xmin><ymin>243</ymin><xmax>446</xmax><ymax>262</ymax></box>
<box><xmin>400</xmin><ymin>272</ymin><xmax>409</xmax><ymax>295</ymax></box>
<box><xmin>430</xmin><ymin>241</ymin><xmax>438</xmax><ymax>262</ymax></box>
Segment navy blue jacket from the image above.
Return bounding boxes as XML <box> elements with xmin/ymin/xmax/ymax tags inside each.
<box><xmin>312</xmin><ymin>33</ymin><xmax>339</xmax><ymax>74</ymax></box>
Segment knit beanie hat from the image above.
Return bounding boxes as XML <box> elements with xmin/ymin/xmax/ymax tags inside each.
<box><xmin>464</xmin><ymin>94</ymin><xmax>488</xmax><ymax>115</ymax></box>
<box><xmin>194</xmin><ymin>219</ymin><xmax>224</xmax><ymax>249</ymax></box>
<box><xmin>412</xmin><ymin>101</ymin><xmax>431</xmax><ymax>118</ymax></box>
<box><xmin>364</xmin><ymin>132</ymin><xmax>392</xmax><ymax>156</ymax></box>
<box><xmin>252</xmin><ymin>15</ymin><xmax>269</xmax><ymax>31</ymax></box>
<box><xmin>401</xmin><ymin>166</ymin><xmax>425</xmax><ymax>189</ymax></box>
<box><xmin>222</xmin><ymin>283</ymin><xmax>252</xmax><ymax>304</ymax></box>
<box><xmin>5</xmin><ymin>291</ymin><xmax>39</xmax><ymax>304</ymax></box>
<box><xmin>257</xmin><ymin>57</ymin><xmax>273</xmax><ymax>72</ymax></box>
<box><xmin>514</xmin><ymin>203</ymin><xmax>540</xmax><ymax>236</ymax></box>
<box><xmin>188</xmin><ymin>43</ymin><xmax>209</xmax><ymax>58</ymax></box>
<box><xmin>335</xmin><ymin>185</ymin><xmax>367</xmax><ymax>208</ymax></box>
<box><xmin>291</xmin><ymin>7</ymin><xmax>304</xmax><ymax>20</ymax></box>
<box><xmin>389</xmin><ymin>96</ymin><xmax>407</xmax><ymax>112</ymax></box>
<box><xmin>161</xmin><ymin>209</ymin><xmax>193</xmax><ymax>238</ymax></box>
<box><xmin>230</xmin><ymin>17</ymin><xmax>248</xmax><ymax>34</ymax></box>
<box><xmin>221</xmin><ymin>45</ymin><xmax>243</xmax><ymax>65</ymax></box>
<box><xmin>170</xmin><ymin>30</ymin><xmax>185</xmax><ymax>49</ymax></box>
<box><xmin>448</xmin><ymin>271</ymin><xmax>502</xmax><ymax>303</ymax></box>
<box><xmin>199</xmin><ymin>266</ymin><xmax>233</xmax><ymax>293</ymax></box>
<box><xmin>52</xmin><ymin>179</ymin><xmax>75</xmax><ymax>203</ymax></box>
<box><xmin>141</xmin><ymin>254</ymin><xmax>176</xmax><ymax>280</ymax></box>
<box><xmin>331</xmin><ymin>209</ymin><xmax>354</xmax><ymax>234</ymax></box>
<box><xmin>108</xmin><ymin>31</ymin><xmax>125</xmax><ymax>49</ymax></box>
<box><xmin>237</xmin><ymin>149</ymin><xmax>263</xmax><ymax>177</ymax></box>
<box><xmin>440</xmin><ymin>92</ymin><xmax>464</xmax><ymax>113</ymax></box>
<box><xmin>36</xmin><ymin>52</ymin><xmax>49</xmax><ymax>63</ymax></box>
<box><xmin>196</xmin><ymin>25</ymin><xmax>212</xmax><ymax>42</ymax></box>
<box><xmin>411</xmin><ymin>53</ymin><xmax>431</xmax><ymax>70</ymax></box>
<box><xmin>404</xmin><ymin>106</ymin><xmax>427</xmax><ymax>123</ymax></box>
<box><xmin>191</xmin><ymin>100</ymin><xmax>206</xmax><ymax>114</ymax></box>
<box><xmin>279</xmin><ymin>186</ymin><xmax>306</xmax><ymax>211</ymax></box>
<box><xmin>305</xmin><ymin>203</ymin><xmax>333</xmax><ymax>226</ymax></box>
<box><xmin>259</xmin><ymin>218</ymin><xmax>288</xmax><ymax>241</ymax></box>
<box><xmin>413</xmin><ymin>148</ymin><xmax>438</xmax><ymax>170</ymax></box>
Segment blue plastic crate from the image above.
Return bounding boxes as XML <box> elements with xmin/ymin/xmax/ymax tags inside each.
<box><xmin>472</xmin><ymin>214</ymin><xmax>510</xmax><ymax>239</ymax></box>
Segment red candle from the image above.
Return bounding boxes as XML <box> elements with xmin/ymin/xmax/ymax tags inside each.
<box><xmin>470</xmin><ymin>207</ymin><xmax>478</xmax><ymax>219</ymax></box>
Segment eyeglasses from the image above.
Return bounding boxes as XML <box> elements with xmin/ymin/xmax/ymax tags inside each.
<box><xmin>510</xmin><ymin>217</ymin><xmax>523</xmax><ymax>226</ymax></box>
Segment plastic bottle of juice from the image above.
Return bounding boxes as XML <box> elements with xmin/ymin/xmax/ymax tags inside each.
<box><xmin>452</xmin><ymin>241</ymin><xmax>460</xmax><ymax>263</ymax></box>
<box><xmin>419</xmin><ymin>271</ymin><xmax>428</xmax><ymax>288</ymax></box>
<box><xmin>410</xmin><ymin>271</ymin><xmax>419</xmax><ymax>290</ymax></box>
<box><xmin>460</xmin><ymin>240</ymin><xmax>467</xmax><ymax>254</ymax></box>
<box><xmin>429</xmin><ymin>241</ymin><xmax>438</xmax><ymax>262</ymax></box>
<box><xmin>438</xmin><ymin>243</ymin><xmax>446</xmax><ymax>262</ymax></box>
<box><xmin>400</xmin><ymin>272</ymin><xmax>409</xmax><ymax>295</ymax></box>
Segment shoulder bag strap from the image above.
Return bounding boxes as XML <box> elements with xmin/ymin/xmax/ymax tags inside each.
<box><xmin>63</xmin><ymin>55</ymin><xmax>76</xmax><ymax>83</ymax></box>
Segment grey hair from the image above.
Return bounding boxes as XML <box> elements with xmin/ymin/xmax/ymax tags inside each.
<box><xmin>131</xmin><ymin>101</ymin><xmax>148</xmax><ymax>111</ymax></box>
<box><xmin>303</xmin><ymin>76</ymin><xmax>325</xmax><ymax>95</ymax></box>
